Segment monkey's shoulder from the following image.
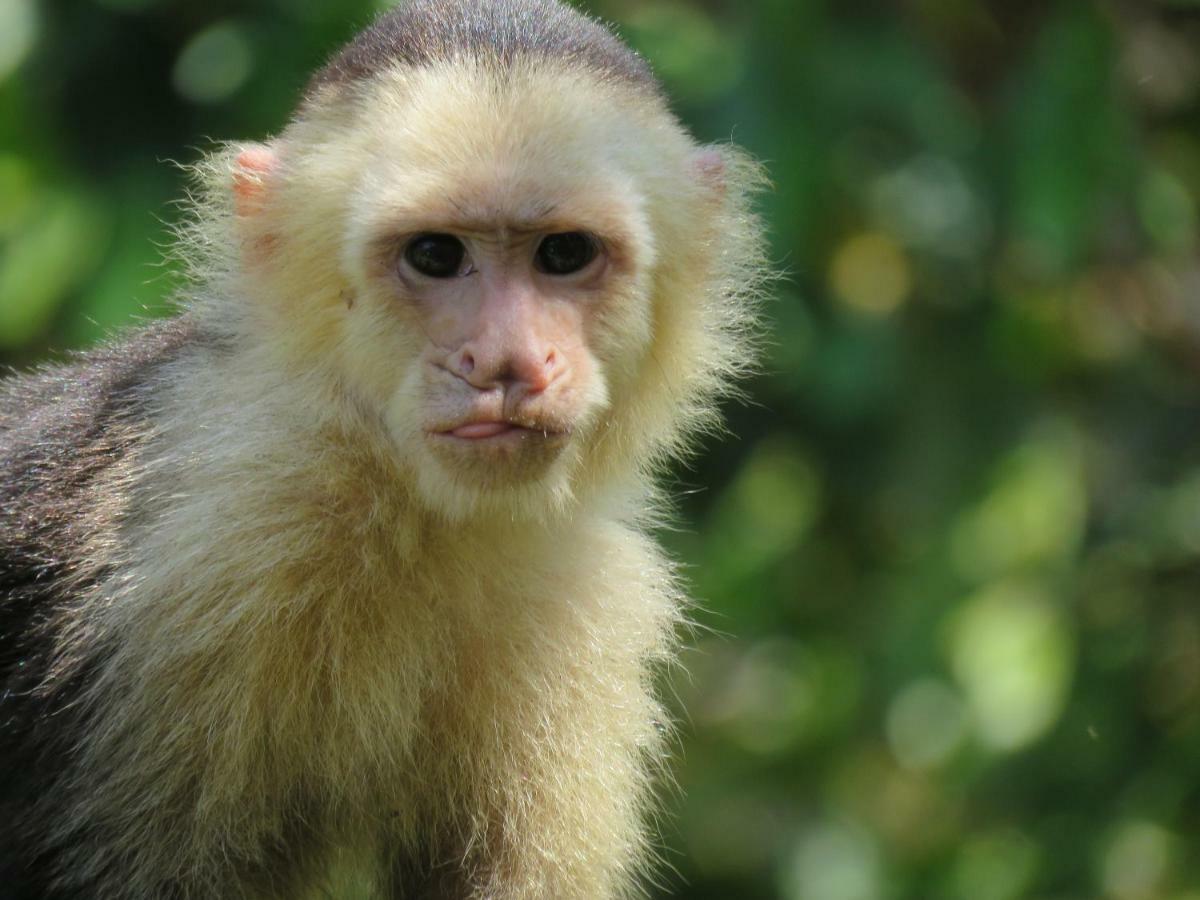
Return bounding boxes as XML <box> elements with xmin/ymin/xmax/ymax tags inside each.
<box><xmin>0</xmin><ymin>315</ymin><xmax>196</xmax><ymax>446</ymax></box>
<box><xmin>0</xmin><ymin>317</ymin><xmax>198</xmax><ymax>591</ymax></box>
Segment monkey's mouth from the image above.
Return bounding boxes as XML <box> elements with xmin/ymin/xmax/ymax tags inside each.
<box><xmin>446</xmin><ymin>421</ymin><xmax>526</xmax><ymax>439</ymax></box>
<box><xmin>426</xmin><ymin>418</ymin><xmax>571</xmax><ymax>480</ymax></box>
<box><xmin>431</xmin><ymin>420</ymin><xmax>568</xmax><ymax>442</ymax></box>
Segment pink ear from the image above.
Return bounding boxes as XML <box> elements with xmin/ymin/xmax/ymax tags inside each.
<box><xmin>233</xmin><ymin>145</ymin><xmax>277</xmax><ymax>217</ymax></box>
<box><xmin>692</xmin><ymin>148</ymin><xmax>726</xmax><ymax>198</ymax></box>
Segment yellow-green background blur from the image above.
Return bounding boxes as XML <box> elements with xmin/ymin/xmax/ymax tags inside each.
<box><xmin>4</xmin><ymin>0</ymin><xmax>1200</xmax><ymax>897</ymax></box>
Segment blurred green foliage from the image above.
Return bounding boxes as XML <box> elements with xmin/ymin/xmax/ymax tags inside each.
<box><xmin>4</xmin><ymin>0</ymin><xmax>1200</xmax><ymax>897</ymax></box>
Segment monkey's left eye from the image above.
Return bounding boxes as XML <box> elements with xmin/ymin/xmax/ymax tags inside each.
<box><xmin>534</xmin><ymin>232</ymin><xmax>598</xmax><ymax>276</ymax></box>
<box><xmin>404</xmin><ymin>233</ymin><xmax>467</xmax><ymax>278</ymax></box>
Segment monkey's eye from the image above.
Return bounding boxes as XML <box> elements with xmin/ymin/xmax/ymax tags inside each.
<box><xmin>404</xmin><ymin>233</ymin><xmax>467</xmax><ymax>278</ymax></box>
<box><xmin>534</xmin><ymin>232</ymin><xmax>598</xmax><ymax>276</ymax></box>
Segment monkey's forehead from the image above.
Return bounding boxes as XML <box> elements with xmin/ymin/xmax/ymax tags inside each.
<box><xmin>277</xmin><ymin>59</ymin><xmax>703</xmax><ymax>267</ymax></box>
<box><xmin>302</xmin><ymin>0</ymin><xmax>660</xmax><ymax>110</ymax></box>
<box><xmin>297</xmin><ymin>60</ymin><xmax>690</xmax><ymax>194</ymax></box>
<box><xmin>342</xmin><ymin>69</ymin><xmax>660</xmax><ymax>245</ymax></box>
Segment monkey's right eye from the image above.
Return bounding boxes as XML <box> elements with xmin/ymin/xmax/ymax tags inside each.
<box><xmin>403</xmin><ymin>234</ymin><xmax>467</xmax><ymax>278</ymax></box>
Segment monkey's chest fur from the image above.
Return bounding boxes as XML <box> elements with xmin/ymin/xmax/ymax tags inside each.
<box><xmin>83</xmin><ymin>475</ymin><xmax>665</xmax><ymax>897</ymax></box>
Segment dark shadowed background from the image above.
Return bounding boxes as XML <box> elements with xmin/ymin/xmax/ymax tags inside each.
<box><xmin>3</xmin><ymin>1</ymin><xmax>1200</xmax><ymax>897</ymax></box>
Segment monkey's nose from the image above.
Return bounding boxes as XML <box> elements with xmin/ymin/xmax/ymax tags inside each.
<box><xmin>449</xmin><ymin>345</ymin><xmax>562</xmax><ymax>394</ymax></box>
<box><xmin>511</xmin><ymin>348</ymin><xmax>560</xmax><ymax>393</ymax></box>
<box><xmin>449</xmin><ymin>348</ymin><xmax>476</xmax><ymax>377</ymax></box>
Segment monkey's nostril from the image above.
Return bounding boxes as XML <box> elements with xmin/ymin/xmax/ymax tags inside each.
<box><xmin>460</xmin><ymin>352</ymin><xmax>475</xmax><ymax>375</ymax></box>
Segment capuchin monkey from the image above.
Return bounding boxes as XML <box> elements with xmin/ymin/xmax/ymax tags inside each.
<box><xmin>0</xmin><ymin>0</ymin><xmax>766</xmax><ymax>897</ymax></box>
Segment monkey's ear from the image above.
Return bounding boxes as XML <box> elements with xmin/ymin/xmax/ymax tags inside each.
<box><xmin>691</xmin><ymin>148</ymin><xmax>726</xmax><ymax>200</ymax></box>
<box><xmin>232</xmin><ymin>144</ymin><xmax>277</xmax><ymax>218</ymax></box>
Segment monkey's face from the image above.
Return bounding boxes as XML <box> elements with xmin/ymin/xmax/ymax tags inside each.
<box><xmin>379</xmin><ymin>219</ymin><xmax>620</xmax><ymax>499</ymax></box>
<box><xmin>235</xmin><ymin>63</ymin><xmax>725</xmax><ymax>519</ymax></box>
<box><xmin>364</xmin><ymin>196</ymin><xmax>652</xmax><ymax>518</ymax></box>
<box><xmin>327</xmin><ymin>67</ymin><xmax>665</xmax><ymax>518</ymax></box>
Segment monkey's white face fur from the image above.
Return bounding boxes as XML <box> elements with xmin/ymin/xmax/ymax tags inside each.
<box><xmin>218</xmin><ymin>61</ymin><xmax>753</xmax><ymax>522</ymax></box>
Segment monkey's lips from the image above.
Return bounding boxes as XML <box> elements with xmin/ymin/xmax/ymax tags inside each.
<box><xmin>448</xmin><ymin>421</ymin><xmax>523</xmax><ymax>439</ymax></box>
<box><xmin>432</xmin><ymin>419</ymin><xmax>568</xmax><ymax>443</ymax></box>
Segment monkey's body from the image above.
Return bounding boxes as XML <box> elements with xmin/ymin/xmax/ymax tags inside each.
<box><xmin>1</xmin><ymin>318</ymin><xmax>678</xmax><ymax>897</ymax></box>
<box><xmin>0</xmin><ymin>1</ymin><xmax>765</xmax><ymax>896</ymax></box>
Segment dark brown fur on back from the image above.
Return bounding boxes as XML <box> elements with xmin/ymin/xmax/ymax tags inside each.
<box><xmin>0</xmin><ymin>317</ymin><xmax>196</xmax><ymax>898</ymax></box>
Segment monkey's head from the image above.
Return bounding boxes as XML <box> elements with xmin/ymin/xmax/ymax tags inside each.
<box><xmin>205</xmin><ymin>0</ymin><xmax>765</xmax><ymax>521</ymax></box>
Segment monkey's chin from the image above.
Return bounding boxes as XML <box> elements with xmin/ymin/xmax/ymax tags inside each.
<box><xmin>414</xmin><ymin>428</ymin><xmax>579</xmax><ymax>521</ymax></box>
<box><xmin>429</xmin><ymin>425</ymin><xmax>570</xmax><ymax>475</ymax></box>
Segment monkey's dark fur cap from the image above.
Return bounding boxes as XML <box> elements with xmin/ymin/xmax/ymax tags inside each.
<box><xmin>306</xmin><ymin>0</ymin><xmax>660</xmax><ymax>99</ymax></box>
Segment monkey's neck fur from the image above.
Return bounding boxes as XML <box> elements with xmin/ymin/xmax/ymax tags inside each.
<box><xmin>53</xmin><ymin>323</ymin><xmax>681</xmax><ymax>898</ymax></box>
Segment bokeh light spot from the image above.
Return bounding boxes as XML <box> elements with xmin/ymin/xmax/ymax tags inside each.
<box><xmin>885</xmin><ymin>678</ymin><xmax>967</xmax><ymax>771</ymax></box>
<box><xmin>829</xmin><ymin>232</ymin><xmax>912</xmax><ymax>315</ymax></box>
<box><xmin>1161</xmin><ymin>469</ymin><xmax>1200</xmax><ymax>556</ymax></box>
<box><xmin>172</xmin><ymin>21</ymin><xmax>254</xmax><ymax>105</ymax></box>
<box><xmin>0</xmin><ymin>0</ymin><xmax>37</xmax><ymax>82</ymax></box>
<box><xmin>948</xmin><ymin>580</ymin><xmax>1075</xmax><ymax>752</ymax></box>
<box><xmin>0</xmin><ymin>154</ymin><xmax>36</xmax><ymax>236</ymax></box>
<box><xmin>1101</xmin><ymin>820</ymin><xmax>1176</xmax><ymax>900</ymax></box>
<box><xmin>1138</xmin><ymin>167</ymin><xmax>1197</xmax><ymax>255</ymax></box>
<box><xmin>623</xmin><ymin>2</ymin><xmax>742</xmax><ymax>102</ymax></box>
<box><xmin>782</xmin><ymin>820</ymin><xmax>882</xmax><ymax>900</ymax></box>
<box><xmin>0</xmin><ymin>192</ymin><xmax>108</xmax><ymax>349</ymax></box>
<box><xmin>870</xmin><ymin>155</ymin><xmax>989</xmax><ymax>259</ymax></box>
<box><xmin>703</xmin><ymin>439</ymin><xmax>822</xmax><ymax>582</ymax></box>
<box><xmin>698</xmin><ymin>639</ymin><xmax>861</xmax><ymax>754</ymax></box>
<box><xmin>951</xmin><ymin>426</ymin><xmax>1086</xmax><ymax>580</ymax></box>
<box><xmin>1122</xmin><ymin>19</ymin><xmax>1200</xmax><ymax>111</ymax></box>
<box><xmin>946</xmin><ymin>829</ymin><xmax>1040</xmax><ymax>900</ymax></box>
